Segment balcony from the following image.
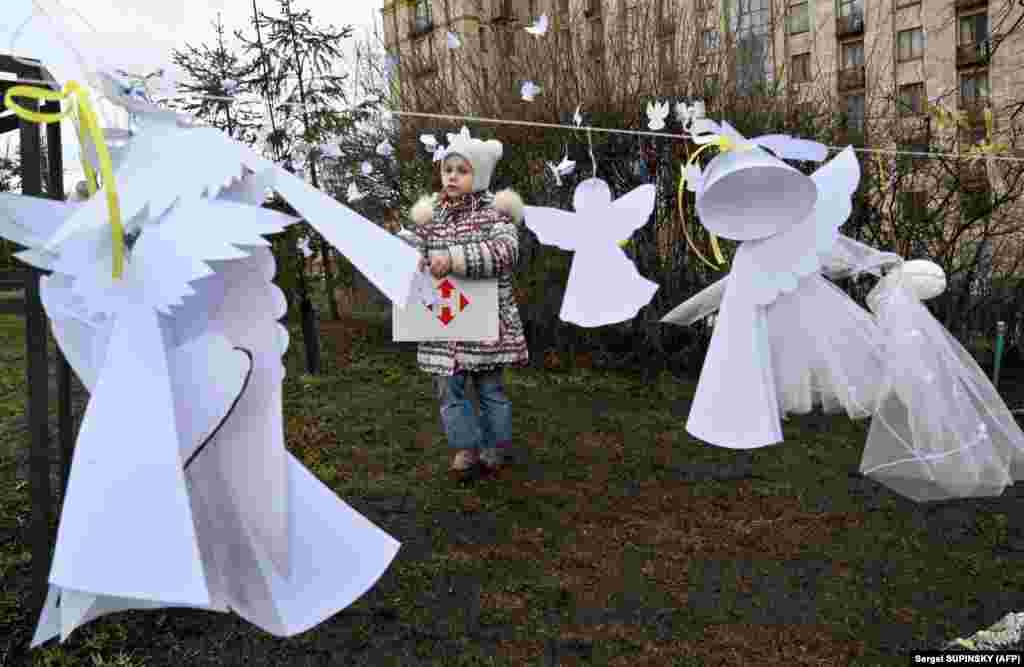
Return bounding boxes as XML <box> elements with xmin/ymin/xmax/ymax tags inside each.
<box><xmin>837</xmin><ymin>65</ymin><xmax>865</xmax><ymax>91</ymax></box>
<box><xmin>836</xmin><ymin>12</ymin><xmax>865</xmax><ymax>38</ymax></box>
<box><xmin>955</xmin><ymin>0</ymin><xmax>986</xmax><ymax>10</ymax></box>
<box><xmin>957</xmin><ymin>40</ymin><xmax>991</xmax><ymax>68</ymax></box>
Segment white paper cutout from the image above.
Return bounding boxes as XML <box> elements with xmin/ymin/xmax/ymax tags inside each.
<box><xmin>524</xmin><ymin>179</ymin><xmax>659</xmax><ymax>327</ymax></box>
<box><xmin>376</xmin><ymin>139</ymin><xmax>394</xmax><ymax>157</ymax></box>
<box><xmin>393</xmin><ymin>275</ymin><xmax>499</xmax><ymax>341</ymax></box>
<box><xmin>406</xmin><ymin>269</ymin><xmax>442</xmax><ymax>309</ymax></box>
<box><xmin>646</xmin><ymin>101</ymin><xmax>669</xmax><ymax>131</ymax></box>
<box><xmin>320</xmin><ymin>143</ymin><xmax>341</xmax><ymax>159</ymax></box>
<box><xmin>446</xmin><ymin>126</ymin><xmax>472</xmax><ymax>145</ymax></box>
<box><xmin>360</xmin><ymin>160</ymin><xmax>374</xmax><ymax>176</ymax></box>
<box><xmin>420</xmin><ymin>134</ymin><xmax>438</xmax><ymax>150</ymax></box>
<box><xmin>525</xmin><ymin>14</ymin><xmax>549</xmax><ymax>36</ymax></box>
<box><xmin>574</xmin><ymin>105</ymin><xmax>583</xmax><ymax>127</ymax></box>
<box><xmin>546</xmin><ymin>154</ymin><xmax>576</xmax><ymax>186</ymax></box>
<box><xmin>297</xmin><ymin>237</ymin><xmax>313</xmax><ymax>258</ymax></box>
<box><xmin>432</xmin><ymin>145</ymin><xmax>448</xmax><ymax>162</ymax></box>
<box><xmin>222</xmin><ymin>78</ymin><xmax>239</xmax><ymax>94</ymax></box>
<box><xmin>446</xmin><ymin>31</ymin><xmax>462</xmax><ymax>49</ymax></box>
<box><xmin>521</xmin><ymin>81</ymin><xmax>542</xmax><ymax>102</ymax></box>
<box><xmin>347</xmin><ymin>182</ymin><xmax>364</xmax><ymax>202</ymax></box>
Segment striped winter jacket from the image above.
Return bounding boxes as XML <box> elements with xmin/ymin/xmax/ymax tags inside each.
<box><xmin>396</xmin><ymin>189</ymin><xmax>530</xmax><ymax>376</ymax></box>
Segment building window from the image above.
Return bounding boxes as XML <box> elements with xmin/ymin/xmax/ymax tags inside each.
<box><xmin>788</xmin><ymin>1</ymin><xmax>809</xmax><ymax>34</ymax></box>
<box><xmin>846</xmin><ymin>93</ymin><xmax>865</xmax><ymax>133</ymax></box>
<box><xmin>479</xmin><ymin>27</ymin><xmax>487</xmax><ymax>52</ymax></box>
<box><xmin>959</xmin><ymin>13</ymin><xmax>989</xmax><ymax>45</ymax></box>
<box><xmin>897</xmin><ymin>27</ymin><xmax>924</xmax><ymax>61</ymax></box>
<box><xmin>838</xmin><ymin>0</ymin><xmax>862</xmax><ymax>17</ymax></box>
<box><xmin>661</xmin><ymin>39</ymin><xmax>676</xmax><ymax>80</ymax></box>
<box><xmin>589</xmin><ymin>19</ymin><xmax>604</xmax><ymax>58</ymax></box>
<box><xmin>898</xmin><ymin>82</ymin><xmax>924</xmax><ymax>115</ymax></box>
<box><xmin>791</xmin><ymin>53</ymin><xmax>811</xmax><ymax>82</ymax></box>
<box><xmin>960</xmin><ymin>71</ymin><xmax>990</xmax><ymax>102</ymax></box>
<box><xmin>842</xmin><ymin>41</ymin><xmax>864</xmax><ymax>67</ymax></box>
<box><xmin>559</xmin><ymin>0</ymin><xmax>570</xmax><ymax>11</ymax></box>
<box><xmin>412</xmin><ymin>0</ymin><xmax>433</xmax><ymax>34</ymax></box>
<box><xmin>734</xmin><ymin>0</ymin><xmax>771</xmax><ymax>94</ymax></box>
<box><xmin>702</xmin><ymin>29</ymin><xmax>720</xmax><ymax>52</ymax></box>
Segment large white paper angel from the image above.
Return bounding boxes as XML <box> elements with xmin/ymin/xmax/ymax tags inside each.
<box><xmin>663</xmin><ymin>142</ymin><xmax>892</xmax><ymax>449</ymax></box>
<box><xmin>0</xmin><ymin>165</ymin><xmax>400</xmax><ymax>645</ymax></box>
<box><xmin>0</xmin><ymin>65</ymin><xmax>415</xmax><ymax>643</ymax></box>
<box><xmin>524</xmin><ymin>179</ymin><xmax>659</xmax><ymax>327</ymax></box>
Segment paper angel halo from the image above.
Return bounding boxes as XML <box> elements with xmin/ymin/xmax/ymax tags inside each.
<box><xmin>696</xmin><ymin>122</ymin><xmax>818</xmax><ymax>241</ymax></box>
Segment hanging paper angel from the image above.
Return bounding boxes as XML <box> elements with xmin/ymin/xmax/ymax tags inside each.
<box><xmin>0</xmin><ymin>64</ymin><xmax>418</xmax><ymax>644</ymax></box>
<box><xmin>524</xmin><ymin>179</ymin><xmax>659</xmax><ymax>327</ymax></box>
<box><xmin>661</xmin><ymin>124</ymin><xmax>894</xmax><ymax>448</ymax></box>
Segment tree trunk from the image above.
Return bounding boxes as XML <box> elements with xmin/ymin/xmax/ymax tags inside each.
<box><xmin>320</xmin><ymin>242</ymin><xmax>340</xmax><ymax>320</ymax></box>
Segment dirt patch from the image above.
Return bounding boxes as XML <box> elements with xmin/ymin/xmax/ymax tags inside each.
<box><xmin>319</xmin><ymin>317</ymin><xmax>375</xmax><ymax>367</ymax></box>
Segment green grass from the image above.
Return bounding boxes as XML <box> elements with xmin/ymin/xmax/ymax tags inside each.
<box><xmin>1</xmin><ymin>310</ymin><xmax>1021</xmax><ymax>665</ymax></box>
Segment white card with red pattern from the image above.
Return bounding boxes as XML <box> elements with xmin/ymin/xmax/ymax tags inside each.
<box><xmin>392</xmin><ymin>275</ymin><xmax>498</xmax><ymax>341</ymax></box>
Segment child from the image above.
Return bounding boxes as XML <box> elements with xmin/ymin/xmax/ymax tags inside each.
<box><xmin>396</xmin><ymin>134</ymin><xmax>529</xmax><ymax>481</ymax></box>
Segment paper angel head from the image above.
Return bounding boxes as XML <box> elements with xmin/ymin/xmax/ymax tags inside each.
<box><xmin>445</xmin><ymin>135</ymin><xmax>504</xmax><ymax>192</ymax></box>
<box><xmin>695</xmin><ymin>122</ymin><xmax>819</xmax><ymax>241</ymax></box>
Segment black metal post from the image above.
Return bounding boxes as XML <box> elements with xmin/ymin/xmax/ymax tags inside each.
<box><xmin>19</xmin><ymin>91</ymin><xmax>54</xmax><ymax>622</ymax></box>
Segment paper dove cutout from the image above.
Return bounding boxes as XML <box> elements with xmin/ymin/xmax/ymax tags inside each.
<box><xmin>525</xmin><ymin>14</ymin><xmax>549</xmax><ymax>36</ymax></box>
<box><xmin>0</xmin><ymin>172</ymin><xmax>401</xmax><ymax>645</ymax></box>
<box><xmin>446</xmin><ymin>31</ymin><xmax>462</xmax><ymax>48</ymax></box>
<box><xmin>376</xmin><ymin>139</ymin><xmax>394</xmax><ymax>157</ymax></box>
<box><xmin>524</xmin><ymin>179</ymin><xmax>659</xmax><ymax>327</ymax></box>
<box><xmin>360</xmin><ymin>160</ymin><xmax>374</xmax><ymax>176</ymax></box>
<box><xmin>647</xmin><ymin>101</ymin><xmax>670</xmax><ymax>131</ymax></box>
<box><xmin>664</xmin><ymin>147</ymin><xmax>887</xmax><ymax>449</ymax></box>
<box><xmin>347</xmin><ymin>182</ymin><xmax>365</xmax><ymax>202</ymax></box>
<box><xmin>521</xmin><ymin>81</ymin><xmax>542</xmax><ymax>102</ymax></box>
<box><xmin>447</xmin><ymin>126</ymin><xmax>472</xmax><ymax>145</ymax></box>
<box><xmin>420</xmin><ymin>134</ymin><xmax>438</xmax><ymax>150</ymax></box>
<box><xmin>574</xmin><ymin>105</ymin><xmax>583</xmax><ymax>127</ymax></box>
<box><xmin>546</xmin><ymin>154</ymin><xmax>576</xmax><ymax>186</ymax></box>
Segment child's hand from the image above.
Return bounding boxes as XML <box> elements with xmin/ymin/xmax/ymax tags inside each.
<box><xmin>429</xmin><ymin>253</ymin><xmax>451</xmax><ymax>278</ymax></box>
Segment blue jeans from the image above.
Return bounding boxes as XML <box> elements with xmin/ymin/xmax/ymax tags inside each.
<box><xmin>434</xmin><ymin>369</ymin><xmax>512</xmax><ymax>451</ymax></box>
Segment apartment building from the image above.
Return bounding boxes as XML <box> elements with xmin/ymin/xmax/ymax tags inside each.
<box><xmin>382</xmin><ymin>0</ymin><xmax>1024</xmax><ymax>278</ymax></box>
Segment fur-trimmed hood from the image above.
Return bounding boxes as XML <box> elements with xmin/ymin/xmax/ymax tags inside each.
<box><xmin>409</xmin><ymin>189</ymin><xmax>524</xmax><ymax>226</ymax></box>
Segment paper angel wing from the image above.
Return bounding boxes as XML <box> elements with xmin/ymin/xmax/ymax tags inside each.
<box><xmin>0</xmin><ymin>193</ymin><xmax>77</xmax><ymax>251</ymax></box>
<box><xmin>737</xmin><ymin>146</ymin><xmax>859</xmax><ymax>306</ymax></box>
<box><xmin>42</xmin><ymin>125</ymin><xmax>420</xmax><ymax>307</ymax></box>
<box><xmin>522</xmin><ymin>205</ymin><xmax>583</xmax><ymax>251</ymax></box>
<box><xmin>661</xmin><ymin>277</ymin><xmax>729</xmax><ymax>326</ymax></box>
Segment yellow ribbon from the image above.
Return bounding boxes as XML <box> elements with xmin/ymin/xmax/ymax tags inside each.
<box><xmin>675</xmin><ymin>134</ymin><xmax>753</xmax><ymax>270</ymax></box>
<box><xmin>4</xmin><ymin>81</ymin><xmax>124</xmax><ymax>278</ymax></box>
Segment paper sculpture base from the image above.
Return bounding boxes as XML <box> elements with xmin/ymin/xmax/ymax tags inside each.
<box><xmin>393</xmin><ymin>275</ymin><xmax>498</xmax><ymax>342</ymax></box>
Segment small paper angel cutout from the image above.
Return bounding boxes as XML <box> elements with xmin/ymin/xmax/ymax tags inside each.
<box><xmin>347</xmin><ymin>182</ymin><xmax>365</xmax><ymax>202</ymax></box>
<box><xmin>446</xmin><ymin>31</ymin><xmax>462</xmax><ymax>49</ymax></box>
<box><xmin>420</xmin><ymin>134</ymin><xmax>438</xmax><ymax>150</ymax></box>
<box><xmin>376</xmin><ymin>139</ymin><xmax>394</xmax><ymax>157</ymax></box>
<box><xmin>432</xmin><ymin>145</ymin><xmax>448</xmax><ymax>162</ymax></box>
<box><xmin>320</xmin><ymin>143</ymin><xmax>341</xmax><ymax>159</ymax></box>
<box><xmin>221</xmin><ymin>78</ymin><xmax>239</xmax><ymax>94</ymax></box>
<box><xmin>525</xmin><ymin>14</ymin><xmax>549</xmax><ymax>36</ymax></box>
<box><xmin>446</xmin><ymin>126</ymin><xmax>472</xmax><ymax>145</ymax></box>
<box><xmin>647</xmin><ymin>101</ymin><xmax>670</xmax><ymax>131</ymax></box>
<box><xmin>524</xmin><ymin>179</ymin><xmax>659</xmax><ymax>327</ymax></box>
<box><xmin>521</xmin><ymin>81</ymin><xmax>542</xmax><ymax>101</ymax></box>
<box><xmin>574</xmin><ymin>105</ymin><xmax>583</xmax><ymax>127</ymax></box>
<box><xmin>360</xmin><ymin>160</ymin><xmax>374</xmax><ymax>176</ymax></box>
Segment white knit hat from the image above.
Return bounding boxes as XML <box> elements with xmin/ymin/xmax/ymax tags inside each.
<box><xmin>444</xmin><ymin>136</ymin><xmax>504</xmax><ymax>192</ymax></box>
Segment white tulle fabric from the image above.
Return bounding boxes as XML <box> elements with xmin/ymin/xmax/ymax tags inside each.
<box><xmin>766</xmin><ymin>273</ymin><xmax>886</xmax><ymax>420</ymax></box>
<box><xmin>861</xmin><ymin>275</ymin><xmax>1024</xmax><ymax>501</ymax></box>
